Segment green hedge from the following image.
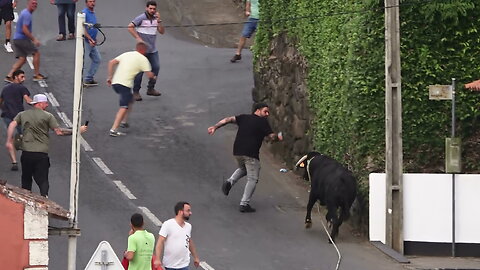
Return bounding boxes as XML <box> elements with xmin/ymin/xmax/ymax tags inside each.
<box><xmin>254</xmin><ymin>0</ymin><xmax>480</xmax><ymax>199</ymax></box>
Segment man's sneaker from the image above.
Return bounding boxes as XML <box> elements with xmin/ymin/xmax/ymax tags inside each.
<box><xmin>67</xmin><ymin>33</ymin><xmax>75</xmax><ymax>40</ymax></box>
<box><xmin>33</xmin><ymin>74</ymin><xmax>47</xmax><ymax>81</ymax></box>
<box><xmin>4</xmin><ymin>42</ymin><xmax>13</xmax><ymax>53</ymax></box>
<box><xmin>146</xmin><ymin>89</ymin><xmax>161</xmax><ymax>96</ymax></box>
<box><xmin>4</xmin><ymin>76</ymin><xmax>13</xmax><ymax>83</ymax></box>
<box><xmin>11</xmin><ymin>163</ymin><xmax>18</xmax><ymax>171</ymax></box>
<box><xmin>84</xmin><ymin>80</ymin><xmax>98</xmax><ymax>86</ymax></box>
<box><xmin>120</xmin><ymin>122</ymin><xmax>129</xmax><ymax>128</ymax></box>
<box><xmin>133</xmin><ymin>92</ymin><xmax>142</xmax><ymax>101</ymax></box>
<box><xmin>239</xmin><ymin>204</ymin><xmax>256</xmax><ymax>213</ymax></box>
<box><xmin>222</xmin><ymin>180</ymin><xmax>232</xmax><ymax>196</ymax></box>
<box><xmin>109</xmin><ymin>129</ymin><xmax>126</xmax><ymax>137</ymax></box>
<box><xmin>230</xmin><ymin>54</ymin><xmax>241</xmax><ymax>63</ymax></box>
<box><xmin>56</xmin><ymin>34</ymin><xmax>66</xmax><ymax>41</ymax></box>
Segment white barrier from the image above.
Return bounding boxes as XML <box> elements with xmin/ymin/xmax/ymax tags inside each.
<box><xmin>369</xmin><ymin>173</ymin><xmax>480</xmax><ymax>255</ymax></box>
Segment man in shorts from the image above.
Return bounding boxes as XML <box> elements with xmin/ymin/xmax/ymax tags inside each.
<box><xmin>0</xmin><ymin>69</ymin><xmax>32</xmax><ymax>171</ymax></box>
<box><xmin>5</xmin><ymin>0</ymin><xmax>47</xmax><ymax>83</ymax></box>
<box><xmin>0</xmin><ymin>0</ymin><xmax>17</xmax><ymax>52</ymax></box>
<box><xmin>230</xmin><ymin>0</ymin><xmax>259</xmax><ymax>63</ymax></box>
<box><xmin>107</xmin><ymin>41</ymin><xmax>155</xmax><ymax>137</ymax></box>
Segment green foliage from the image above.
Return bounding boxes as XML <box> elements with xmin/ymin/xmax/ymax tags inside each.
<box><xmin>254</xmin><ymin>0</ymin><xmax>480</xmax><ymax>200</ymax></box>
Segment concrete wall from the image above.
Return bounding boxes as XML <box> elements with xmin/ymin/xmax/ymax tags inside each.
<box><xmin>0</xmin><ymin>196</ymin><xmax>49</xmax><ymax>269</ymax></box>
<box><xmin>0</xmin><ymin>195</ymin><xmax>29</xmax><ymax>269</ymax></box>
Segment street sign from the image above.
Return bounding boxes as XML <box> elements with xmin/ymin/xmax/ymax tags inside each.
<box><xmin>84</xmin><ymin>241</ymin><xmax>123</xmax><ymax>270</ymax></box>
<box><xmin>428</xmin><ymin>85</ymin><xmax>452</xmax><ymax>100</ymax></box>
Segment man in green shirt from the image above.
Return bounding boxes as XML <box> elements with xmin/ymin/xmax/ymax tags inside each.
<box><xmin>230</xmin><ymin>0</ymin><xmax>259</xmax><ymax>63</ymax></box>
<box><xmin>5</xmin><ymin>94</ymin><xmax>87</xmax><ymax>197</ymax></box>
<box><xmin>125</xmin><ymin>213</ymin><xmax>155</xmax><ymax>270</ymax></box>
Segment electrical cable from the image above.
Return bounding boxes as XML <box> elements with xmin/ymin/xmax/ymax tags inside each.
<box><xmin>83</xmin><ymin>0</ymin><xmax>466</xmax><ymax>30</ymax></box>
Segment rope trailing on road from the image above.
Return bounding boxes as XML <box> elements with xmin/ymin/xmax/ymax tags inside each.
<box><xmin>316</xmin><ymin>204</ymin><xmax>342</xmax><ymax>270</ymax></box>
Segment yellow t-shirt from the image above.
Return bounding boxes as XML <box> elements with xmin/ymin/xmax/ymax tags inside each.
<box><xmin>112</xmin><ymin>51</ymin><xmax>151</xmax><ymax>88</ymax></box>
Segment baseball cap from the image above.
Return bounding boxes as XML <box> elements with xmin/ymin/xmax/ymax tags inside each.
<box><xmin>30</xmin><ymin>94</ymin><xmax>48</xmax><ymax>105</ymax></box>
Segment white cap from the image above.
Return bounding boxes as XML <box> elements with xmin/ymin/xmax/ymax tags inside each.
<box><xmin>30</xmin><ymin>94</ymin><xmax>48</xmax><ymax>105</ymax></box>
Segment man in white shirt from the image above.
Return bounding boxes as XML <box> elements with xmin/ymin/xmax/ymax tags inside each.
<box><xmin>154</xmin><ymin>202</ymin><xmax>200</xmax><ymax>270</ymax></box>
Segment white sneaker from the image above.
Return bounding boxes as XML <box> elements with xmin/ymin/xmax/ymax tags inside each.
<box><xmin>4</xmin><ymin>42</ymin><xmax>13</xmax><ymax>53</ymax></box>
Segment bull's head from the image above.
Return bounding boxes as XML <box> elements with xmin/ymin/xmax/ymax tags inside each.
<box><xmin>295</xmin><ymin>152</ymin><xmax>321</xmax><ymax>181</ymax></box>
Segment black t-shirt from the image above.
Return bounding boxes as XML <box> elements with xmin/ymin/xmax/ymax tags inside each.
<box><xmin>1</xmin><ymin>83</ymin><xmax>30</xmax><ymax>120</ymax></box>
<box><xmin>233</xmin><ymin>114</ymin><xmax>273</xmax><ymax>160</ymax></box>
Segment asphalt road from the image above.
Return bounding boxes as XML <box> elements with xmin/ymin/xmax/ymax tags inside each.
<box><xmin>0</xmin><ymin>1</ymin><xmax>408</xmax><ymax>269</ymax></box>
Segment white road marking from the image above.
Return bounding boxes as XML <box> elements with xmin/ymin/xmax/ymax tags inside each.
<box><xmin>44</xmin><ymin>92</ymin><xmax>60</xmax><ymax>107</ymax></box>
<box><xmin>27</xmin><ymin>56</ymin><xmax>34</xmax><ymax>69</ymax></box>
<box><xmin>81</xmin><ymin>137</ymin><xmax>93</xmax><ymax>152</ymax></box>
<box><xmin>37</xmin><ymin>80</ymin><xmax>48</xmax><ymax>88</ymax></box>
<box><xmin>199</xmin><ymin>261</ymin><xmax>215</xmax><ymax>270</ymax></box>
<box><xmin>113</xmin><ymin>181</ymin><xmax>137</xmax><ymax>200</ymax></box>
<box><xmin>92</xmin><ymin>157</ymin><xmax>113</xmax><ymax>175</ymax></box>
<box><xmin>138</xmin><ymin>206</ymin><xmax>163</xmax><ymax>227</ymax></box>
<box><xmin>58</xmin><ymin>112</ymin><xmax>73</xmax><ymax>127</ymax></box>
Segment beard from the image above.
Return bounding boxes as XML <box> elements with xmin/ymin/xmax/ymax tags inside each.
<box><xmin>183</xmin><ymin>215</ymin><xmax>190</xmax><ymax>221</ymax></box>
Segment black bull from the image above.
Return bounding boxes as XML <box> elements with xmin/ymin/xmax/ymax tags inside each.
<box><xmin>296</xmin><ymin>152</ymin><xmax>357</xmax><ymax>242</ymax></box>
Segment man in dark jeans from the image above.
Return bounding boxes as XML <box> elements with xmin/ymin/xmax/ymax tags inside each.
<box><xmin>127</xmin><ymin>0</ymin><xmax>164</xmax><ymax>101</ymax></box>
<box><xmin>1</xmin><ymin>69</ymin><xmax>32</xmax><ymax>171</ymax></box>
<box><xmin>207</xmin><ymin>102</ymin><xmax>283</xmax><ymax>213</ymax></box>
<box><xmin>5</xmin><ymin>94</ymin><xmax>87</xmax><ymax>197</ymax></box>
<box><xmin>50</xmin><ymin>0</ymin><xmax>77</xmax><ymax>41</ymax></box>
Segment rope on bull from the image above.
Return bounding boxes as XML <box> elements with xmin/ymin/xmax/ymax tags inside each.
<box><xmin>316</xmin><ymin>204</ymin><xmax>342</xmax><ymax>270</ymax></box>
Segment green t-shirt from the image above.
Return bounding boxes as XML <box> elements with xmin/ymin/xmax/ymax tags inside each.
<box><xmin>14</xmin><ymin>108</ymin><xmax>59</xmax><ymax>153</ymax></box>
<box><xmin>249</xmin><ymin>0</ymin><xmax>259</xmax><ymax>19</ymax></box>
<box><xmin>127</xmin><ymin>230</ymin><xmax>155</xmax><ymax>270</ymax></box>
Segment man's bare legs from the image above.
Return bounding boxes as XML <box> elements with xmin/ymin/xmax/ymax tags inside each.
<box><xmin>7</xmin><ymin>57</ymin><xmax>26</xmax><ymax>78</ymax></box>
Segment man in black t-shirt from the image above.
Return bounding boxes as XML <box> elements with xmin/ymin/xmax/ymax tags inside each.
<box><xmin>208</xmin><ymin>102</ymin><xmax>283</xmax><ymax>213</ymax></box>
<box><xmin>0</xmin><ymin>69</ymin><xmax>32</xmax><ymax>171</ymax></box>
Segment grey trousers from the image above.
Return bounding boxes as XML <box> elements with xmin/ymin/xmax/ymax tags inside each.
<box><xmin>227</xmin><ymin>155</ymin><xmax>261</xmax><ymax>206</ymax></box>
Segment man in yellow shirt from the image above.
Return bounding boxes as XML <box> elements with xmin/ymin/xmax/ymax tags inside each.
<box><xmin>107</xmin><ymin>41</ymin><xmax>155</xmax><ymax>136</ymax></box>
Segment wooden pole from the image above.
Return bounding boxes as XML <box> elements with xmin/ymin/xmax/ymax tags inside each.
<box><xmin>384</xmin><ymin>0</ymin><xmax>404</xmax><ymax>254</ymax></box>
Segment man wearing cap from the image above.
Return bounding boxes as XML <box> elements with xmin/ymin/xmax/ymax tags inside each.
<box><xmin>207</xmin><ymin>102</ymin><xmax>283</xmax><ymax>213</ymax></box>
<box><xmin>5</xmin><ymin>94</ymin><xmax>87</xmax><ymax>197</ymax></box>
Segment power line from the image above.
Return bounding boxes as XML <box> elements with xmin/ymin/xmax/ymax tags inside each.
<box><xmin>88</xmin><ymin>0</ymin><xmax>464</xmax><ymax>30</ymax></box>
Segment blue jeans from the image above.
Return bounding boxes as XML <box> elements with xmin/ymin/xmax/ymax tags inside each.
<box><xmin>133</xmin><ymin>51</ymin><xmax>160</xmax><ymax>93</ymax></box>
<box><xmin>56</xmin><ymin>4</ymin><xmax>75</xmax><ymax>35</ymax></box>
<box><xmin>3</xmin><ymin>117</ymin><xmax>22</xmax><ymax>135</ymax></box>
<box><xmin>84</xmin><ymin>39</ymin><xmax>101</xmax><ymax>81</ymax></box>
<box><xmin>228</xmin><ymin>156</ymin><xmax>261</xmax><ymax>206</ymax></box>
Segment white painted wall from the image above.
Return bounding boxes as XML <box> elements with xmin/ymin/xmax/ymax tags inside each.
<box><xmin>369</xmin><ymin>173</ymin><xmax>480</xmax><ymax>244</ymax></box>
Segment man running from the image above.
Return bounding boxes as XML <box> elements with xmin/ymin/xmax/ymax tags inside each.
<box><xmin>5</xmin><ymin>0</ymin><xmax>47</xmax><ymax>83</ymax></box>
<box><xmin>107</xmin><ymin>42</ymin><xmax>155</xmax><ymax>136</ymax></box>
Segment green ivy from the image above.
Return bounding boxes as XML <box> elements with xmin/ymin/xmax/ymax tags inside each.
<box><xmin>254</xmin><ymin>0</ymin><xmax>480</xmax><ymax>203</ymax></box>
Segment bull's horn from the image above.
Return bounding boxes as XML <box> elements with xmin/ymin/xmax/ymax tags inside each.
<box><xmin>295</xmin><ymin>155</ymin><xmax>308</xmax><ymax>167</ymax></box>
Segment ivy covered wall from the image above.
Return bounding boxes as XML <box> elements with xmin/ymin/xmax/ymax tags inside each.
<box><xmin>254</xmin><ymin>0</ymin><xmax>480</xmax><ymax>202</ymax></box>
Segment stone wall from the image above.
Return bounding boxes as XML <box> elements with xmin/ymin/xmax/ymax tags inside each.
<box><xmin>253</xmin><ymin>33</ymin><xmax>313</xmax><ymax>167</ymax></box>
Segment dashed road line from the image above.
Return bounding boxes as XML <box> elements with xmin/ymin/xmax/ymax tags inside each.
<box><xmin>113</xmin><ymin>180</ymin><xmax>137</xmax><ymax>200</ymax></box>
<box><xmin>26</xmin><ymin>56</ymin><xmax>34</xmax><ymax>70</ymax></box>
<box><xmin>200</xmin><ymin>261</ymin><xmax>216</xmax><ymax>270</ymax></box>
<box><xmin>44</xmin><ymin>92</ymin><xmax>60</xmax><ymax>107</ymax></box>
<box><xmin>138</xmin><ymin>206</ymin><xmax>163</xmax><ymax>227</ymax></box>
<box><xmin>92</xmin><ymin>157</ymin><xmax>114</xmax><ymax>175</ymax></box>
<box><xmin>57</xmin><ymin>112</ymin><xmax>73</xmax><ymax>127</ymax></box>
<box><xmin>81</xmin><ymin>137</ymin><xmax>93</xmax><ymax>152</ymax></box>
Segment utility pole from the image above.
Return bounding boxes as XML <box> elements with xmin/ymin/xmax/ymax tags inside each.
<box><xmin>384</xmin><ymin>0</ymin><xmax>403</xmax><ymax>254</ymax></box>
<box><xmin>67</xmin><ymin>12</ymin><xmax>85</xmax><ymax>270</ymax></box>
